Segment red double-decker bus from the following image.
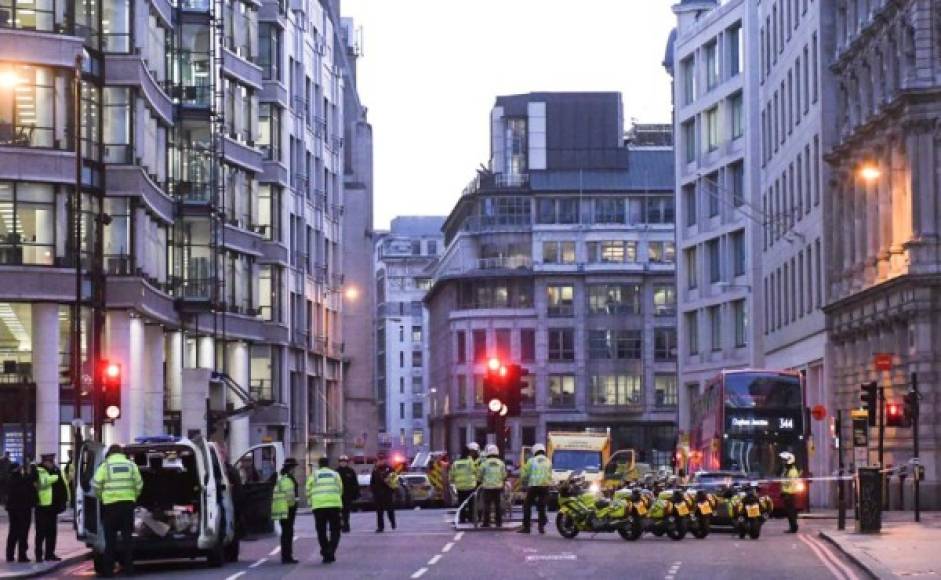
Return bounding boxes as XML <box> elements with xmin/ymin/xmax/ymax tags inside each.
<box><xmin>686</xmin><ymin>369</ymin><xmax>809</xmax><ymax>511</ymax></box>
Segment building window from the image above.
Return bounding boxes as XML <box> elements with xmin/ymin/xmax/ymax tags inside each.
<box><xmin>655</xmin><ymin>328</ymin><xmax>677</xmax><ymax>361</ymax></box>
<box><xmin>710</xmin><ymin>305</ymin><xmax>721</xmax><ymax>351</ymax></box>
<box><xmin>521</xmin><ymin>329</ymin><xmax>535</xmax><ymax>362</ymax></box>
<box><xmin>258</xmin><ymin>23</ymin><xmax>281</xmax><ymax>80</ymax></box>
<box><xmin>708</xmin><ymin>239</ymin><xmax>721</xmax><ymax>283</ymax></box>
<box><xmin>731</xmin><ymin>229</ymin><xmax>746</xmax><ymax>276</ymax></box>
<box><xmin>472</xmin><ymin>329</ymin><xmax>486</xmax><ymax>361</ymax></box>
<box><xmin>536</xmin><ymin>198</ymin><xmax>579</xmax><ymax>224</ymax></box>
<box><xmin>587</xmin><ymin>240</ymin><xmax>637</xmax><ymax>264</ymax></box>
<box><xmin>683</xmin><ymin>184</ymin><xmax>697</xmax><ymax>226</ymax></box>
<box><xmin>706</xmin><ymin>172</ymin><xmax>720</xmax><ymax>217</ymax></box>
<box><xmin>413</xmin><ymin>430</ymin><xmax>424</xmax><ymax>447</ymax></box>
<box><xmin>457</xmin><ymin>375</ymin><xmax>467</xmax><ymax>409</ymax></box>
<box><xmin>474</xmin><ymin>375</ymin><xmax>484</xmax><ymax>406</ymax></box>
<box><xmin>543</xmin><ymin>241</ymin><xmax>575</xmax><ymax>264</ymax></box>
<box><xmin>734</xmin><ymin>299</ymin><xmax>747</xmax><ymax>347</ymax></box>
<box><xmin>456</xmin><ymin>330</ymin><xmax>466</xmax><ymax>363</ymax></box>
<box><xmin>593</xmin><ymin>198</ymin><xmax>625</xmax><ymax>224</ymax></box>
<box><xmin>655</xmin><ymin>375</ymin><xmax>678</xmax><ymax>407</ymax></box>
<box><xmin>495</xmin><ymin>328</ymin><xmax>511</xmax><ymax>359</ymax></box>
<box><xmin>705</xmin><ymin>39</ymin><xmax>719</xmax><ymax>90</ymax></box>
<box><xmin>412</xmin><ymin>375</ymin><xmax>423</xmax><ymax>394</ymax></box>
<box><xmin>548</xmin><ymin>375</ymin><xmax>576</xmax><ymax>408</ymax></box>
<box><xmin>546</xmin><ymin>285</ymin><xmax>575</xmax><ymax>317</ymax></box>
<box><xmin>0</xmin><ymin>64</ymin><xmax>73</xmax><ymax>149</ymax></box>
<box><xmin>727</xmin><ymin>23</ymin><xmax>742</xmax><ymax>78</ymax></box>
<box><xmin>588</xmin><ymin>330</ymin><xmax>641</xmax><ymax>360</ymax></box>
<box><xmin>412</xmin><ymin>402</ymin><xmax>423</xmax><ymax>419</ymax></box>
<box><xmin>682</xmin><ymin>120</ymin><xmax>696</xmax><ymax>163</ymax></box>
<box><xmin>730</xmin><ymin>92</ymin><xmax>744</xmax><ymax>139</ymax></box>
<box><xmin>704</xmin><ymin>106</ymin><xmax>719</xmax><ymax>152</ymax></box>
<box><xmin>588</xmin><ymin>284</ymin><xmax>640</xmax><ymax>315</ymax></box>
<box><xmin>730</xmin><ymin>161</ymin><xmax>744</xmax><ymax>207</ymax></box>
<box><xmin>522</xmin><ymin>426</ymin><xmax>536</xmax><ymax>447</ymax></box>
<box><xmin>547</xmin><ymin>329</ymin><xmax>575</xmax><ymax>361</ymax></box>
<box><xmin>653</xmin><ymin>286</ymin><xmax>676</xmax><ymax>316</ymax></box>
<box><xmin>646</xmin><ymin>196</ymin><xmax>675</xmax><ymax>224</ymax></box>
<box><xmin>258</xmin><ymin>103</ymin><xmax>281</xmax><ymax>161</ymax></box>
<box><xmin>411</xmin><ymin>326</ymin><xmax>422</xmax><ymax>343</ymax></box>
<box><xmin>685</xmin><ymin>247</ymin><xmax>698</xmax><ymax>289</ymax></box>
<box><xmin>427</xmin><ymin>240</ymin><xmax>437</xmax><ymax>255</ymax></box>
<box><xmin>681</xmin><ymin>56</ymin><xmax>696</xmax><ymax>104</ymax></box>
<box><xmin>648</xmin><ymin>241</ymin><xmax>675</xmax><ymax>264</ymax></box>
<box><xmin>686</xmin><ymin>312</ymin><xmax>699</xmax><ymax>355</ymax></box>
<box><xmin>590</xmin><ymin>375</ymin><xmax>641</xmax><ymax>407</ymax></box>
<box><xmin>521</xmin><ymin>375</ymin><xmax>535</xmax><ymax>404</ymax></box>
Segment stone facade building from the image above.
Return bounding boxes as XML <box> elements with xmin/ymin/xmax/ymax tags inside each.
<box><xmin>427</xmin><ymin>93</ymin><xmax>677</xmax><ymax>465</ymax></box>
<box><xmin>825</xmin><ymin>0</ymin><xmax>941</xmax><ymax>508</ymax></box>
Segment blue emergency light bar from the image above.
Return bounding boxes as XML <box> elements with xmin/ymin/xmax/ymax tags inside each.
<box><xmin>134</xmin><ymin>435</ymin><xmax>180</xmax><ymax>444</ymax></box>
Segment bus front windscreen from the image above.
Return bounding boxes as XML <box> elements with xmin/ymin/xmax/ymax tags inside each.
<box><xmin>552</xmin><ymin>450</ymin><xmax>602</xmax><ymax>472</ymax></box>
<box><xmin>725</xmin><ymin>373</ymin><xmax>802</xmax><ymax>409</ymax></box>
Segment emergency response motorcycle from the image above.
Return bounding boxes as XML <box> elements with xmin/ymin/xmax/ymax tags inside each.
<box><xmin>626</xmin><ymin>478</ymin><xmax>686</xmax><ymax>540</ymax></box>
<box><xmin>682</xmin><ymin>487</ymin><xmax>717</xmax><ymax>539</ymax></box>
<box><xmin>555</xmin><ymin>476</ymin><xmax>642</xmax><ymax>541</ymax></box>
<box><xmin>724</xmin><ymin>482</ymin><xmax>773</xmax><ymax>539</ymax></box>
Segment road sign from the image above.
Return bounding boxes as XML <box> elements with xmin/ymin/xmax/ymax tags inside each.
<box><xmin>811</xmin><ymin>404</ymin><xmax>827</xmax><ymax>421</ymax></box>
<box><xmin>874</xmin><ymin>353</ymin><xmax>893</xmax><ymax>371</ymax></box>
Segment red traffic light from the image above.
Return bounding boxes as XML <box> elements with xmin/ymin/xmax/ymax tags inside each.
<box><xmin>487</xmin><ymin>357</ymin><xmax>501</xmax><ymax>372</ymax></box>
<box><xmin>104</xmin><ymin>362</ymin><xmax>120</xmax><ymax>380</ymax></box>
<box><xmin>887</xmin><ymin>403</ymin><xmax>902</xmax><ymax>417</ymax></box>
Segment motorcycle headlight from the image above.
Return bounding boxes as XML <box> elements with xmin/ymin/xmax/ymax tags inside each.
<box><xmin>589</xmin><ymin>482</ymin><xmax>601</xmax><ymax>494</ymax></box>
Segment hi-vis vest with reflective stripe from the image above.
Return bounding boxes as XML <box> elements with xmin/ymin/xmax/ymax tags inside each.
<box><xmin>306</xmin><ymin>468</ymin><xmax>343</xmax><ymax>509</ymax></box>
<box><xmin>36</xmin><ymin>467</ymin><xmax>59</xmax><ymax>507</ymax></box>
<box><xmin>781</xmin><ymin>465</ymin><xmax>801</xmax><ymax>495</ymax></box>
<box><xmin>271</xmin><ymin>474</ymin><xmax>297</xmax><ymax>520</ymax></box>
<box><xmin>92</xmin><ymin>454</ymin><xmax>143</xmax><ymax>505</ymax></box>
<box><xmin>479</xmin><ymin>458</ymin><xmax>506</xmax><ymax>490</ymax></box>
<box><xmin>449</xmin><ymin>458</ymin><xmax>477</xmax><ymax>491</ymax></box>
<box><xmin>523</xmin><ymin>455</ymin><xmax>552</xmax><ymax>487</ymax></box>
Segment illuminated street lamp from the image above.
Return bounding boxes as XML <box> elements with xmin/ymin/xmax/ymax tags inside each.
<box><xmin>0</xmin><ymin>69</ymin><xmax>20</xmax><ymax>88</ymax></box>
<box><xmin>858</xmin><ymin>164</ymin><xmax>881</xmax><ymax>182</ymax></box>
<box><xmin>343</xmin><ymin>286</ymin><xmax>360</xmax><ymax>301</ymax></box>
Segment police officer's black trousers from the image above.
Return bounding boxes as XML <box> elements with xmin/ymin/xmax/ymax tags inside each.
<box><xmin>481</xmin><ymin>489</ymin><xmax>502</xmax><ymax>527</ymax></box>
<box><xmin>374</xmin><ymin>498</ymin><xmax>395</xmax><ymax>531</ymax></box>
<box><xmin>279</xmin><ymin>506</ymin><xmax>296</xmax><ymax>562</ymax></box>
<box><xmin>456</xmin><ymin>489</ymin><xmax>474</xmax><ymax>523</ymax></box>
<box><xmin>6</xmin><ymin>508</ymin><xmax>30</xmax><ymax>561</ymax></box>
<box><xmin>782</xmin><ymin>494</ymin><xmax>798</xmax><ymax>532</ymax></box>
<box><xmin>313</xmin><ymin>508</ymin><xmax>341</xmax><ymax>560</ymax></box>
<box><xmin>341</xmin><ymin>499</ymin><xmax>352</xmax><ymax>532</ymax></box>
<box><xmin>522</xmin><ymin>487</ymin><xmax>548</xmax><ymax>531</ymax></box>
<box><xmin>33</xmin><ymin>506</ymin><xmax>57</xmax><ymax>561</ymax></box>
<box><xmin>101</xmin><ymin>501</ymin><xmax>134</xmax><ymax>574</ymax></box>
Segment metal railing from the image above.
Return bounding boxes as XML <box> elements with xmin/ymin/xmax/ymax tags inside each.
<box><xmin>476</xmin><ymin>256</ymin><xmax>531</xmax><ymax>270</ymax></box>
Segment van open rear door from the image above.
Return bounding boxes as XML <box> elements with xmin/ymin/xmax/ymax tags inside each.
<box><xmin>75</xmin><ymin>442</ymin><xmax>106</xmax><ymax>552</ymax></box>
<box><xmin>192</xmin><ymin>435</ymin><xmax>220</xmax><ymax>543</ymax></box>
<box><xmin>236</xmin><ymin>442</ymin><xmax>284</xmax><ymax>535</ymax></box>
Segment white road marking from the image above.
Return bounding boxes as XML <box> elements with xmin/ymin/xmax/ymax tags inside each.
<box><xmin>428</xmin><ymin>554</ymin><xmax>442</xmax><ymax>565</ymax></box>
<box><xmin>224</xmin><ymin>573</ymin><xmax>246</xmax><ymax>580</ymax></box>
<box><xmin>411</xmin><ymin>567</ymin><xmax>429</xmax><ymax>578</ymax></box>
<box><xmin>454</xmin><ymin>531</ymin><xmax>464</xmax><ymax>541</ymax></box>
<box><xmin>798</xmin><ymin>534</ymin><xmax>853</xmax><ymax>580</ymax></box>
<box><xmin>803</xmin><ymin>534</ymin><xmax>859</xmax><ymax>580</ymax></box>
<box><xmin>269</xmin><ymin>546</ymin><xmax>281</xmax><ymax>556</ymax></box>
<box><xmin>525</xmin><ymin>554</ymin><xmax>577</xmax><ymax>562</ymax></box>
<box><xmin>248</xmin><ymin>558</ymin><xmax>268</xmax><ymax>568</ymax></box>
<box><xmin>442</xmin><ymin>542</ymin><xmax>454</xmax><ymax>553</ymax></box>
<box><xmin>665</xmin><ymin>560</ymin><xmax>683</xmax><ymax>579</ymax></box>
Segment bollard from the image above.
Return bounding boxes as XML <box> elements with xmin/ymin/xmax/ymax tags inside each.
<box><xmin>856</xmin><ymin>467</ymin><xmax>882</xmax><ymax>533</ymax></box>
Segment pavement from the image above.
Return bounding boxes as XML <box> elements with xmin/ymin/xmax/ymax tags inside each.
<box><xmin>817</xmin><ymin>511</ymin><xmax>941</xmax><ymax>580</ymax></box>
<box><xmin>41</xmin><ymin>508</ymin><xmax>867</xmax><ymax>580</ymax></box>
<box><xmin>0</xmin><ymin>512</ymin><xmax>88</xmax><ymax>578</ymax></box>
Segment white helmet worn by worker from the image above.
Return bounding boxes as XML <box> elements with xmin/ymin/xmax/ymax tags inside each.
<box><xmin>467</xmin><ymin>442</ymin><xmax>480</xmax><ymax>452</ymax></box>
<box><xmin>532</xmin><ymin>444</ymin><xmax>546</xmax><ymax>455</ymax></box>
<box><xmin>485</xmin><ymin>444</ymin><xmax>499</xmax><ymax>457</ymax></box>
<box><xmin>779</xmin><ymin>452</ymin><xmax>795</xmax><ymax>465</ymax></box>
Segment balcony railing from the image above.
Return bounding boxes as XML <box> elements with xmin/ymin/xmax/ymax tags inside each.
<box><xmin>462</xmin><ymin>171</ymin><xmax>529</xmax><ymax>197</ymax></box>
<box><xmin>250</xmin><ymin>379</ymin><xmax>274</xmax><ymax>403</ymax></box>
<box><xmin>476</xmin><ymin>256</ymin><xmax>531</xmax><ymax>270</ymax></box>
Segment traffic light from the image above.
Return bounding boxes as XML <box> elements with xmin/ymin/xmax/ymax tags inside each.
<box><xmin>860</xmin><ymin>382</ymin><xmax>878</xmax><ymax>427</ymax></box>
<box><xmin>98</xmin><ymin>359</ymin><xmax>122</xmax><ymax>421</ymax></box>
<box><xmin>484</xmin><ymin>357</ymin><xmax>508</xmax><ymax>430</ymax></box>
<box><xmin>503</xmin><ymin>364</ymin><xmax>529</xmax><ymax>417</ymax></box>
<box><xmin>886</xmin><ymin>401</ymin><xmax>906</xmax><ymax>428</ymax></box>
<box><xmin>903</xmin><ymin>390</ymin><xmax>918</xmax><ymax>427</ymax></box>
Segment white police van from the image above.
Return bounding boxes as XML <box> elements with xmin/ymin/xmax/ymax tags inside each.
<box><xmin>75</xmin><ymin>436</ymin><xmax>283</xmax><ymax>574</ymax></box>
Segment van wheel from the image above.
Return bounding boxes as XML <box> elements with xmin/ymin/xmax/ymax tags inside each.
<box><xmin>207</xmin><ymin>541</ymin><xmax>225</xmax><ymax>568</ymax></box>
<box><xmin>224</xmin><ymin>540</ymin><xmax>240</xmax><ymax>562</ymax></box>
<box><xmin>93</xmin><ymin>554</ymin><xmax>109</xmax><ymax>576</ymax></box>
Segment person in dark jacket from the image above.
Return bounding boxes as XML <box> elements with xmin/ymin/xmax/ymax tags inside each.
<box><xmin>6</xmin><ymin>463</ymin><xmax>34</xmax><ymax>562</ymax></box>
<box><xmin>369</xmin><ymin>455</ymin><xmax>397</xmax><ymax>532</ymax></box>
<box><xmin>336</xmin><ymin>456</ymin><xmax>359</xmax><ymax>533</ymax></box>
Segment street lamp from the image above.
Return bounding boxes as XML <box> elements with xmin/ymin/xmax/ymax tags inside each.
<box><xmin>343</xmin><ymin>286</ymin><xmax>360</xmax><ymax>301</ymax></box>
<box><xmin>858</xmin><ymin>164</ymin><xmax>881</xmax><ymax>182</ymax></box>
<box><xmin>0</xmin><ymin>69</ymin><xmax>21</xmax><ymax>88</ymax></box>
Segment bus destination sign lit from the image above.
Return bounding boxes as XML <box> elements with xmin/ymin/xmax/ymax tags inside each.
<box><xmin>727</xmin><ymin>413</ymin><xmax>798</xmax><ymax>432</ymax></box>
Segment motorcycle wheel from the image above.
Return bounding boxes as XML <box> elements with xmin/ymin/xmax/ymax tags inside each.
<box><xmin>616</xmin><ymin>515</ymin><xmax>642</xmax><ymax>541</ymax></box>
<box><xmin>666</xmin><ymin>516</ymin><xmax>686</xmax><ymax>541</ymax></box>
<box><xmin>748</xmin><ymin>519</ymin><xmax>762</xmax><ymax>540</ymax></box>
<box><xmin>691</xmin><ymin>515</ymin><xmax>710</xmax><ymax>539</ymax></box>
<box><xmin>555</xmin><ymin>512</ymin><xmax>579</xmax><ymax>539</ymax></box>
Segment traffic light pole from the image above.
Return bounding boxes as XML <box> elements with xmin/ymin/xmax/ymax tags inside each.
<box><xmin>878</xmin><ymin>384</ymin><xmax>887</xmax><ymax>509</ymax></box>
<box><xmin>912</xmin><ymin>372</ymin><xmax>920</xmax><ymax>523</ymax></box>
<box><xmin>836</xmin><ymin>410</ymin><xmax>846</xmax><ymax>530</ymax></box>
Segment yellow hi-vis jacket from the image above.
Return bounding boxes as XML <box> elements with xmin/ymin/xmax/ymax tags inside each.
<box><xmin>92</xmin><ymin>453</ymin><xmax>143</xmax><ymax>505</ymax></box>
<box><xmin>479</xmin><ymin>457</ymin><xmax>506</xmax><ymax>490</ymax></box>
<box><xmin>36</xmin><ymin>467</ymin><xmax>59</xmax><ymax>507</ymax></box>
<box><xmin>271</xmin><ymin>474</ymin><xmax>297</xmax><ymax>520</ymax></box>
<box><xmin>781</xmin><ymin>465</ymin><xmax>801</xmax><ymax>495</ymax></box>
<box><xmin>449</xmin><ymin>458</ymin><xmax>478</xmax><ymax>491</ymax></box>
<box><xmin>521</xmin><ymin>455</ymin><xmax>553</xmax><ymax>488</ymax></box>
<box><xmin>306</xmin><ymin>468</ymin><xmax>343</xmax><ymax>509</ymax></box>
